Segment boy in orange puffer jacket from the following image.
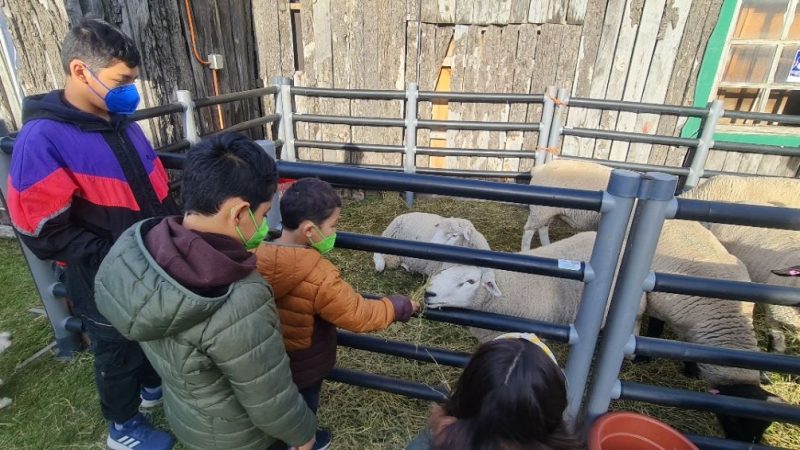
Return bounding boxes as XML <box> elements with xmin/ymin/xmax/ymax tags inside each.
<box><xmin>254</xmin><ymin>178</ymin><xmax>419</xmax><ymax>450</ymax></box>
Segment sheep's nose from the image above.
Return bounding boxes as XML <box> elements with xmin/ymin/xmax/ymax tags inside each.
<box><xmin>424</xmin><ymin>291</ymin><xmax>436</xmax><ymax>299</ymax></box>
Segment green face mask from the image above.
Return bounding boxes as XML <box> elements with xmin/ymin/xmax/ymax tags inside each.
<box><xmin>234</xmin><ymin>208</ymin><xmax>269</xmax><ymax>250</ymax></box>
<box><xmin>309</xmin><ymin>224</ymin><xmax>336</xmax><ymax>255</ymax></box>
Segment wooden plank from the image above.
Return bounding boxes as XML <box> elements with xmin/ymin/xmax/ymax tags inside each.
<box><xmin>509</xmin><ymin>0</ymin><xmax>531</xmax><ymax>23</ymax></box>
<box><xmin>627</xmin><ymin>0</ymin><xmax>691</xmax><ymax>164</ymax></box>
<box><xmin>455</xmin><ymin>0</ymin><xmax>476</xmax><ymax>24</ymax></box>
<box><xmin>506</xmin><ymin>24</ymin><xmax>538</xmax><ymax>154</ymax></box>
<box><xmin>447</xmin><ymin>25</ymin><xmax>470</xmax><ymax>168</ymax></box>
<box><xmin>407</xmin><ymin>0</ymin><xmax>420</xmax><ymax>20</ymax></box>
<box><xmin>494</xmin><ymin>0</ymin><xmax>513</xmax><ymax>24</ymax></box>
<box><xmin>555</xmin><ymin>24</ymin><xmax>582</xmax><ymax>96</ymax></box>
<box><xmin>252</xmin><ymin>0</ymin><xmax>281</xmax><ymax>82</ymax></box>
<box><xmin>528</xmin><ymin>0</ymin><xmax>553</xmax><ymax>24</ymax></box>
<box><xmin>593</xmin><ymin>0</ymin><xmax>641</xmax><ymax>161</ymax></box>
<box><xmin>561</xmin><ymin>0</ymin><xmax>607</xmax><ymax>156</ymax></box>
<box><xmin>438</xmin><ymin>0</ymin><xmax>456</xmax><ymax>23</ymax></box>
<box><xmin>548</xmin><ymin>0</ymin><xmax>568</xmax><ymax>23</ymax></box>
<box><xmin>607</xmin><ymin>0</ymin><xmax>667</xmax><ymax>162</ymax></box>
<box><xmin>475</xmin><ymin>26</ymin><xmax>504</xmax><ymax>171</ymax></box>
<box><xmin>421</xmin><ymin>0</ymin><xmax>440</xmax><ymax>23</ymax></box>
<box><xmin>377</xmin><ymin>0</ymin><xmax>405</xmax><ymax>167</ymax></box>
<box><xmin>295</xmin><ymin>0</ymin><xmax>320</xmax><ymax>160</ymax></box>
<box><xmin>523</xmin><ymin>23</ymin><xmax>560</xmax><ymax>150</ymax></box>
<box><xmin>567</xmin><ymin>0</ymin><xmax>588</xmax><ymax>25</ymax></box>
<box><xmin>571</xmin><ymin>0</ymin><xmax>627</xmax><ymax>159</ymax></box>
<box><xmin>492</xmin><ymin>25</ymin><xmax>519</xmax><ymax>171</ymax></box>
<box><xmin>277</xmin><ymin>0</ymin><xmax>295</xmax><ymax>76</ymax></box>
<box><xmin>473</xmin><ymin>0</ymin><xmax>496</xmax><ymax>25</ymax></box>
<box><xmin>327</xmin><ymin>0</ymin><xmax>352</xmax><ymax>163</ymax></box>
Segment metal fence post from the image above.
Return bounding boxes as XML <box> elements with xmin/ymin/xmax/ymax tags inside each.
<box><xmin>274</xmin><ymin>77</ymin><xmax>297</xmax><ymax>162</ymax></box>
<box><xmin>404</xmin><ymin>82</ymin><xmax>419</xmax><ymax>207</ymax></box>
<box><xmin>0</xmin><ymin>143</ymin><xmax>82</xmax><ymax>359</ymax></box>
<box><xmin>563</xmin><ymin>169</ymin><xmax>641</xmax><ymax>425</ymax></box>
<box><xmin>545</xmin><ymin>87</ymin><xmax>569</xmax><ymax>164</ymax></box>
<box><xmin>535</xmin><ymin>86</ymin><xmax>557</xmax><ymax>167</ymax></box>
<box><xmin>683</xmin><ymin>100</ymin><xmax>723</xmax><ymax>191</ymax></box>
<box><xmin>584</xmin><ymin>172</ymin><xmax>678</xmax><ymax>422</ymax></box>
<box><xmin>176</xmin><ymin>90</ymin><xmax>200</xmax><ymax>145</ymax></box>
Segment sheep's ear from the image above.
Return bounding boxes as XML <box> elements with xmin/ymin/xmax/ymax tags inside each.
<box><xmin>772</xmin><ymin>265</ymin><xmax>800</xmax><ymax>277</ymax></box>
<box><xmin>484</xmin><ymin>280</ymin><xmax>502</xmax><ymax>297</ymax></box>
<box><xmin>463</xmin><ymin>227</ymin><xmax>471</xmax><ymax>242</ymax></box>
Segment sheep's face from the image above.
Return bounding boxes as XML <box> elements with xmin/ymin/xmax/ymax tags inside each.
<box><xmin>424</xmin><ymin>266</ymin><xmax>502</xmax><ymax>309</ymax></box>
<box><xmin>431</xmin><ymin>219</ymin><xmax>474</xmax><ymax>247</ymax></box>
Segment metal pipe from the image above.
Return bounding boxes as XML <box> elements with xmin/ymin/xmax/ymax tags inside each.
<box><xmin>416</xmin><ymin>167</ymin><xmax>530</xmax><ymax>180</ymax></box>
<box><xmin>327</xmin><ymin>368</ymin><xmax>447</xmax><ymax>402</ymax></box>
<box><xmin>192</xmin><ymin>86</ymin><xmax>279</xmax><ymax>108</ymax></box>
<box><xmin>294</xmin><ymin>140</ymin><xmax>404</xmax><ymax>154</ymax></box>
<box><xmin>620</xmin><ymin>381</ymin><xmax>800</xmax><ymax>424</ymax></box>
<box><xmin>277</xmin><ymin>78</ymin><xmax>297</xmax><ymax>162</ymax></box>
<box><xmin>724</xmin><ymin>109</ymin><xmax>800</xmax><ymax>125</ymax></box>
<box><xmin>203</xmin><ymin>114</ymin><xmax>281</xmax><ymax>138</ymax></box>
<box><xmin>404</xmin><ymin>82</ymin><xmax>419</xmax><ymax>206</ymax></box>
<box><xmin>418</xmin><ymin>91</ymin><xmax>545</xmax><ymax>103</ymax></box>
<box><xmin>564</xmin><ymin>170</ymin><xmax>641</xmax><ymax>423</ymax></box>
<box><xmin>545</xmin><ymin>87</ymin><xmax>569</xmax><ymax>164</ymax></box>
<box><xmin>336</xmin><ymin>232</ymin><xmax>586</xmax><ymax>279</ymax></box>
<box><xmin>684</xmin><ymin>434</ymin><xmax>783</xmax><ymax>450</ymax></box>
<box><xmin>568</xmin><ymin>97</ymin><xmax>708</xmax><ymax>117</ymax></box>
<box><xmin>684</xmin><ymin>100</ymin><xmax>724</xmax><ymax>191</ymax></box>
<box><xmin>294</xmin><ymin>114</ymin><xmax>405</xmax><ymax>127</ymax></box>
<box><xmin>536</xmin><ymin>87</ymin><xmax>556</xmax><ymax>166</ymax></box>
<box><xmin>562</xmin><ymin>127</ymin><xmax>699</xmax><ymax>148</ymax></box>
<box><xmin>290</xmin><ymin>86</ymin><xmax>406</xmax><ymax>100</ymax></box>
<box><xmin>559</xmin><ymin>155</ymin><xmax>691</xmax><ymax>175</ymax></box>
<box><xmin>336</xmin><ymin>331</ymin><xmax>470</xmax><ymax>367</ymax></box>
<box><xmin>674</xmin><ymin>199</ymin><xmax>800</xmax><ymax>229</ymax></box>
<box><xmin>712</xmin><ymin>140</ymin><xmax>800</xmax><ymax>157</ymax></box>
<box><xmin>130</xmin><ymin>103</ymin><xmax>185</xmax><ymax>121</ymax></box>
<box><xmin>585</xmin><ymin>172</ymin><xmax>678</xmax><ymax>420</ymax></box>
<box><xmin>176</xmin><ymin>90</ymin><xmax>200</xmax><ymax>144</ymax></box>
<box><xmin>155</xmin><ymin>140</ymin><xmax>191</xmax><ymax>154</ymax></box>
<box><xmin>634</xmin><ymin>336</ymin><xmax>800</xmax><ymax>375</ymax></box>
<box><xmin>417</xmin><ymin>147</ymin><xmax>535</xmax><ymax>159</ymax></box>
<box><xmin>421</xmin><ymin>308</ymin><xmax>572</xmax><ymax>342</ymax></box>
<box><xmin>416</xmin><ymin>119</ymin><xmax>540</xmax><ymax>131</ymax></box>
<box><xmin>653</xmin><ymin>272</ymin><xmax>800</xmax><ymax>306</ymax></box>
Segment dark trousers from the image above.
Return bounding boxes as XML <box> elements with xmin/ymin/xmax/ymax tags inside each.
<box><xmin>300</xmin><ymin>381</ymin><xmax>322</xmax><ymax>414</ymax></box>
<box><xmin>84</xmin><ymin>317</ymin><xmax>161</xmax><ymax>423</ymax></box>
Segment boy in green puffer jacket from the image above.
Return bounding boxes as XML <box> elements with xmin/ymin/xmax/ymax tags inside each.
<box><xmin>95</xmin><ymin>132</ymin><xmax>316</xmax><ymax>450</ymax></box>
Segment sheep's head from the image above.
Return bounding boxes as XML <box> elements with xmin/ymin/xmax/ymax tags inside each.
<box><xmin>772</xmin><ymin>265</ymin><xmax>800</xmax><ymax>278</ymax></box>
<box><xmin>431</xmin><ymin>218</ymin><xmax>476</xmax><ymax>247</ymax></box>
<box><xmin>423</xmin><ymin>265</ymin><xmax>501</xmax><ymax>309</ymax></box>
<box><xmin>712</xmin><ymin>384</ymin><xmax>784</xmax><ymax>443</ymax></box>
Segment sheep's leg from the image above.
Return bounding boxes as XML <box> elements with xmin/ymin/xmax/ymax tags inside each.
<box><xmin>520</xmin><ymin>229</ymin><xmax>535</xmax><ymax>251</ymax></box>
<box><xmin>537</xmin><ymin>226</ymin><xmax>551</xmax><ymax>247</ymax></box>
<box><xmin>0</xmin><ymin>397</ymin><xmax>10</xmax><ymax>410</ymax></box>
<box><xmin>373</xmin><ymin>253</ymin><xmax>386</xmax><ymax>272</ymax></box>
<box><xmin>683</xmin><ymin>362</ymin><xmax>701</xmax><ymax>379</ymax></box>
<box><xmin>768</xmin><ymin>328</ymin><xmax>787</xmax><ymax>354</ymax></box>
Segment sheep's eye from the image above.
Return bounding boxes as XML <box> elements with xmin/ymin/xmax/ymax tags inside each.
<box><xmin>466</xmin><ymin>279</ymin><xmax>475</xmax><ymax>284</ymax></box>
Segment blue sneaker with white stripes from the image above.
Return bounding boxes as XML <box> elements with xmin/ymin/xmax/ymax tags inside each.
<box><xmin>107</xmin><ymin>413</ymin><xmax>174</xmax><ymax>450</ymax></box>
<box><xmin>139</xmin><ymin>385</ymin><xmax>163</xmax><ymax>410</ymax></box>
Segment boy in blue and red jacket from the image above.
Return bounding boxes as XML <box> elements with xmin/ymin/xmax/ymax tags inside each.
<box><xmin>7</xmin><ymin>19</ymin><xmax>176</xmax><ymax>450</ymax></box>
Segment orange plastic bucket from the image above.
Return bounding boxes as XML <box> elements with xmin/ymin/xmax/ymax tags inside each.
<box><xmin>589</xmin><ymin>412</ymin><xmax>698</xmax><ymax>450</ymax></box>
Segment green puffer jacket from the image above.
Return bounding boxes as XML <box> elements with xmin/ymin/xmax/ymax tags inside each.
<box><xmin>95</xmin><ymin>221</ymin><xmax>316</xmax><ymax>450</ymax></box>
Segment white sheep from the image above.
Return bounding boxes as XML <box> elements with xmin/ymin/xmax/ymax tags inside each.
<box><xmin>423</xmin><ymin>232</ymin><xmax>645</xmax><ymax>342</ymax></box>
<box><xmin>647</xmin><ymin>220</ymin><xmax>782</xmax><ymax>443</ymax></box>
<box><xmin>707</xmin><ymin>221</ymin><xmax>800</xmax><ymax>354</ymax></box>
<box><xmin>0</xmin><ymin>332</ymin><xmax>11</xmax><ymax>410</ymax></box>
<box><xmin>521</xmin><ymin>160</ymin><xmax>611</xmax><ymax>250</ymax></box>
<box><xmin>682</xmin><ymin>175</ymin><xmax>800</xmax><ymax>207</ymax></box>
<box><xmin>373</xmin><ymin>212</ymin><xmax>490</xmax><ymax>276</ymax></box>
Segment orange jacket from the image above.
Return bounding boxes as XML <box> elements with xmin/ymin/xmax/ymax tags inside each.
<box><xmin>255</xmin><ymin>243</ymin><xmax>408</xmax><ymax>352</ymax></box>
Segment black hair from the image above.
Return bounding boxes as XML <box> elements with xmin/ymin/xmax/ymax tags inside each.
<box><xmin>61</xmin><ymin>18</ymin><xmax>141</xmax><ymax>73</ymax></box>
<box><xmin>432</xmin><ymin>339</ymin><xmax>582</xmax><ymax>450</ymax></box>
<box><xmin>280</xmin><ymin>178</ymin><xmax>342</xmax><ymax>230</ymax></box>
<box><xmin>182</xmin><ymin>133</ymin><xmax>278</xmax><ymax>215</ymax></box>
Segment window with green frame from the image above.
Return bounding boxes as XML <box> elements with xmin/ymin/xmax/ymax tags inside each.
<box><xmin>685</xmin><ymin>0</ymin><xmax>800</xmax><ymax>147</ymax></box>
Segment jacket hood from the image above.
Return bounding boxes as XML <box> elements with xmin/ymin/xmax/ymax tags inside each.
<box><xmin>98</xmin><ymin>219</ymin><xmax>257</xmax><ymax>341</ymax></box>
<box><xmin>22</xmin><ymin>90</ymin><xmax>126</xmax><ymax>130</ymax></box>
<box><xmin>255</xmin><ymin>243</ymin><xmax>321</xmax><ymax>298</ymax></box>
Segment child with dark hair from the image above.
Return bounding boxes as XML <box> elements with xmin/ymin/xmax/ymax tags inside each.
<box><xmin>255</xmin><ymin>178</ymin><xmax>420</xmax><ymax>449</ymax></box>
<box><xmin>95</xmin><ymin>133</ymin><xmax>316</xmax><ymax>450</ymax></box>
<box><xmin>406</xmin><ymin>333</ymin><xmax>582</xmax><ymax>450</ymax></box>
<box><xmin>7</xmin><ymin>18</ymin><xmax>177</xmax><ymax>450</ymax></box>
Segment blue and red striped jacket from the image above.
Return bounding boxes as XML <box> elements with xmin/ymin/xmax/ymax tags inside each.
<box><xmin>7</xmin><ymin>91</ymin><xmax>178</xmax><ymax>321</ymax></box>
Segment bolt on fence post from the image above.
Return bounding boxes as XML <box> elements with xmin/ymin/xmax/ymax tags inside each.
<box><xmin>0</xmin><ymin>151</ymin><xmax>81</xmax><ymax>359</ymax></box>
<box><xmin>535</xmin><ymin>86</ymin><xmax>557</xmax><ymax>167</ymax></box>
<box><xmin>683</xmin><ymin>100</ymin><xmax>723</xmax><ymax>191</ymax></box>
<box><xmin>403</xmin><ymin>82</ymin><xmax>419</xmax><ymax>207</ymax></box>
<box><xmin>584</xmin><ymin>172</ymin><xmax>678</xmax><ymax>423</ymax></box>
<box><xmin>563</xmin><ymin>169</ymin><xmax>641</xmax><ymax>426</ymax></box>
<box><xmin>176</xmin><ymin>90</ymin><xmax>200</xmax><ymax>145</ymax></box>
<box><xmin>274</xmin><ymin>77</ymin><xmax>297</xmax><ymax>162</ymax></box>
<box><xmin>545</xmin><ymin>87</ymin><xmax>569</xmax><ymax>164</ymax></box>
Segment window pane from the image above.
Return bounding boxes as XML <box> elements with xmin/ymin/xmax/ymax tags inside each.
<box><xmin>789</xmin><ymin>7</ymin><xmax>800</xmax><ymax>39</ymax></box>
<box><xmin>765</xmin><ymin>90</ymin><xmax>800</xmax><ymax>120</ymax></box>
<box><xmin>734</xmin><ymin>0</ymin><xmax>790</xmax><ymax>39</ymax></box>
<box><xmin>717</xmin><ymin>88</ymin><xmax>761</xmax><ymax>125</ymax></box>
<box><xmin>722</xmin><ymin>45</ymin><xmax>777</xmax><ymax>83</ymax></box>
<box><xmin>774</xmin><ymin>45</ymin><xmax>800</xmax><ymax>82</ymax></box>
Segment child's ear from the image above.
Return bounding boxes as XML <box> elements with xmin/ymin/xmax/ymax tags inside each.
<box><xmin>228</xmin><ymin>202</ymin><xmax>251</xmax><ymax>225</ymax></box>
